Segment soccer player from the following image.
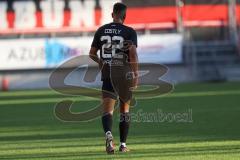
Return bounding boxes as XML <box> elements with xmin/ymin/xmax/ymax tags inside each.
<box><xmin>89</xmin><ymin>2</ymin><xmax>138</xmax><ymax>154</ymax></box>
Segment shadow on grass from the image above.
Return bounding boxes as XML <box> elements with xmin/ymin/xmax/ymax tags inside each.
<box><xmin>1</xmin><ymin>144</ymin><xmax>240</xmax><ymax>160</ymax></box>
<box><xmin>0</xmin><ymin>132</ymin><xmax>102</xmax><ymax>142</ymax></box>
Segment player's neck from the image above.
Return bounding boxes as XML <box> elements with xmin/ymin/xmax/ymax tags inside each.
<box><xmin>113</xmin><ymin>19</ymin><xmax>123</xmax><ymax>24</ymax></box>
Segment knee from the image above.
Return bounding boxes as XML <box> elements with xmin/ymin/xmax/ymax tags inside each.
<box><xmin>102</xmin><ymin>109</ymin><xmax>113</xmax><ymax>115</ymax></box>
<box><xmin>119</xmin><ymin>102</ymin><xmax>130</xmax><ymax>113</ymax></box>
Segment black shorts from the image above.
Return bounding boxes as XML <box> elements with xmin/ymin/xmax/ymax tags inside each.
<box><xmin>102</xmin><ymin>78</ymin><xmax>132</xmax><ymax>103</ymax></box>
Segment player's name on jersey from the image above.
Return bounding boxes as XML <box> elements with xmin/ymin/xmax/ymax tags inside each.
<box><xmin>104</xmin><ymin>29</ymin><xmax>121</xmax><ymax>34</ymax></box>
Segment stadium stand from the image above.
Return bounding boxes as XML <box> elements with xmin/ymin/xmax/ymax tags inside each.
<box><xmin>0</xmin><ymin>0</ymin><xmax>240</xmax><ymax>90</ymax></box>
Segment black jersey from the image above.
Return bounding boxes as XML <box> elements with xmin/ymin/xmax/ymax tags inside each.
<box><xmin>91</xmin><ymin>22</ymin><xmax>137</xmax><ymax>80</ymax></box>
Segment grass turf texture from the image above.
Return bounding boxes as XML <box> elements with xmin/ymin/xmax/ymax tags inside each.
<box><xmin>0</xmin><ymin>82</ymin><xmax>240</xmax><ymax>160</ymax></box>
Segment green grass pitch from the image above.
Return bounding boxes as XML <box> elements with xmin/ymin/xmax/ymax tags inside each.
<box><xmin>0</xmin><ymin>82</ymin><xmax>240</xmax><ymax>160</ymax></box>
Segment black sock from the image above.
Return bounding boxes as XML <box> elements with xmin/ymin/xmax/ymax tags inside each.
<box><xmin>119</xmin><ymin>112</ymin><xmax>130</xmax><ymax>143</ymax></box>
<box><xmin>102</xmin><ymin>113</ymin><xmax>113</xmax><ymax>133</ymax></box>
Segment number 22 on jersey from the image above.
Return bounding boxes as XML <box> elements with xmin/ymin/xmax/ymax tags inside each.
<box><xmin>100</xmin><ymin>35</ymin><xmax>124</xmax><ymax>59</ymax></box>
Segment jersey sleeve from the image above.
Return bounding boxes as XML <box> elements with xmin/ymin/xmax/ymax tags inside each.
<box><xmin>130</xmin><ymin>29</ymin><xmax>138</xmax><ymax>47</ymax></box>
<box><xmin>91</xmin><ymin>29</ymin><xmax>101</xmax><ymax>49</ymax></box>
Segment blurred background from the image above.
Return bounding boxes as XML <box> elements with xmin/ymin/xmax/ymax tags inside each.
<box><xmin>0</xmin><ymin>0</ymin><xmax>240</xmax><ymax>91</ymax></box>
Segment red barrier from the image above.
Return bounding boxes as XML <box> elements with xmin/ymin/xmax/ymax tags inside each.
<box><xmin>6</xmin><ymin>11</ymin><xmax>15</xmax><ymax>28</ymax></box>
<box><xmin>36</xmin><ymin>11</ymin><xmax>43</xmax><ymax>27</ymax></box>
<box><xmin>63</xmin><ymin>10</ymin><xmax>71</xmax><ymax>27</ymax></box>
<box><xmin>236</xmin><ymin>6</ymin><xmax>240</xmax><ymax>25</ymax></box>
<box><xmin>1</xmin><ymin>77</ymin><xmax>9</xmax><ymax>91</ymax></box>
<box><xmin>125</xmin><ymin>6</ymin><xmax>177</xmax><ymax>24</ymax></box>
<box><xmin>0</xmin><ymin>4</ymin><xmax>238</xmax><ymax>35</ymax></box>
<box><xmin>94</xmin><ymin>8</ymin><xmax>102</xmax><ymax>26</ymax></box>
<box><xmin>183</xmin><ymin>5</ymin><xmax>228</xmax><ymax>22</ymax></box>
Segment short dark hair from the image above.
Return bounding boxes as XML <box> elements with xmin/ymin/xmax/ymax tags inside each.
<box><xmin>113</xmin><ymin>2</ymin><xmax>127</xmax><ymax>20</ymax></box>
